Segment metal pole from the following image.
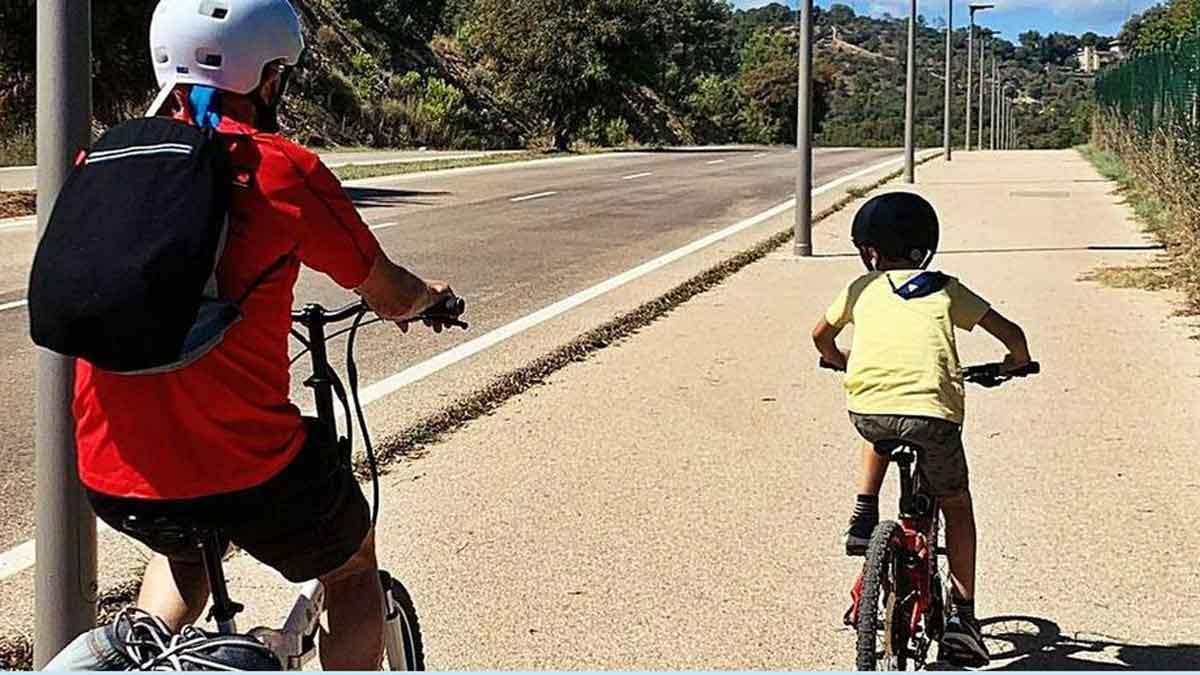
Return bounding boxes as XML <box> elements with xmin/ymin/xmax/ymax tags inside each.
<box><xmin>978</xmin><ymin>33</ymin><xmax>986</xmax><ymax>152</ymax></box>
<box><xmin>966</xmin><ymin>16</ymin><xmax>974</xmax><ymax>151</ymax></box>
<box><xmin>904</xmin><ymin>0</ymin><xmax>917</xmax><ymax>183</ymax></box>
<box><xmin>34</xmin><ymin>1</ymin><xmax>97</xmax><ymax>667</ymax></box>
<box><xmin>943</xmin><ymin>0</ymin><xmax>953</xmax><ymax>161</ymax></box>
<box><xmin>794</xmin><ymin>0</ymin><xmax>813</xmax><ymax>257</ymax></box>
<box><xmin>998</xmin><ymin>94</ymin><xmax>1008</xmax><ymax>149</ymax></box>
<box><xmin>990</xmin><ymin>54</ymin><xmax>998</xmax><ymax>150</ymax></box>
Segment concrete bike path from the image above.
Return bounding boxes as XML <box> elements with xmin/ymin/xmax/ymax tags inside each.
<box><xmin>184</xmin><ymin>150</ymin><xmax>1200</xmax><ymax>668</ymax></box>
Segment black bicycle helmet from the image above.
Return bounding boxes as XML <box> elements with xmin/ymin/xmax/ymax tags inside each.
<box><xmin>851</xmin><ymin>192</ymin><xmax>940</xmax><ymax>269</ymax></box>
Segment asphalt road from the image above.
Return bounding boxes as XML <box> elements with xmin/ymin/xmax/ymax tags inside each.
<box><xmin>0</xmin><ymin>146</ymin><xmax>895</xmax><ymax>552</ymax></box>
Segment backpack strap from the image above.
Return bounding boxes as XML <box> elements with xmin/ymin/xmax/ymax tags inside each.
<box><xmin>235</xmin><ymin>251</ymin><xmax>296</xmax><ymax>307</ymax></box>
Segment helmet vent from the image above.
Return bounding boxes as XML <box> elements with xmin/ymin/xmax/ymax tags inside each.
<box><xmin>196</xmin><ymin>49</ymin><xmax>224</xmax><ymax>68</ymax></box>
<box><xmin>198</xmin><ymin>0</ymin><xmax>230</xmax><ymax>19</ymax></box>
<box><xmin>153</xmin><ymin>47</ymin><xmax>170</xmax><ymax>65</ymax></box>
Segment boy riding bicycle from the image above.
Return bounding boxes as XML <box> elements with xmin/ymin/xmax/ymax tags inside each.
<box><xmin>811</xmin><ymin>192</ymin><xmax>1032</xmax><ymax>667</ymax></box>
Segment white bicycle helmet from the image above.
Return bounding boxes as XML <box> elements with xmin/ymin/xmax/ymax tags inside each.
<box><xmin>149</xmin><ymin>0</ymin><xmax>304</xmax><ymax>97</ymax></box>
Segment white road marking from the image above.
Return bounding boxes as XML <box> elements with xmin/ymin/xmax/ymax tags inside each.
<box><xmin>510</xmin><ymin>191</ymin><xmax>558</xmax><ymax>203</ymax></box>
<box><xmin>0</xmin><ymin>541</ymin><xmax>32</xmax><ymax>581</ymax></box>
<box><xmin>0</xmin><ymin>299</ymin><xmax>28</xmax><ymax>312</ymax></box>
<box><xmin>753</xmin><ymin>153</ymin><xmax>768</xmax><ymax>158</ymax></box>
<box><xmin>370</xmin><ymin>221</ymin><xmax>401</xmax><ymax>231</ymax></box>
<box><xmin>622</xmin><ymin>172</ymin><xmax>654</xmax><ymax>181</ymax></box>
<box><xmin>0</xmin><ymin>151</ymin><xmax>922</xmax><ymax>580</ymax></box>
<box><xmin>706</xmin><ymin>159</ymin><xmax>726</xmax><ymax>165</ymax></box>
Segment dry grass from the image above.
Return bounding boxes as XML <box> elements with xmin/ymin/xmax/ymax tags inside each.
<box><xmin>1088</xmin><ymin>112</ymin><xmax>1200</xmax><ymax>315</ymax></box>
<box><xmin>1079</xmin><ymin>264</ymin><xmax>1174</xmax><ymax>292</ymax></box>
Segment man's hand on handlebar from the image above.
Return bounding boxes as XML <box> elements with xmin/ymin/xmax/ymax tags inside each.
<box><xmin>356</xmin><ymin>255</ymin><xmax>466</xmax><ymax>333</ymax></box>
<box><xmin>397</xmin><ymin>281</ymin><xmax>456</xmax><ymax>334</ymax></box>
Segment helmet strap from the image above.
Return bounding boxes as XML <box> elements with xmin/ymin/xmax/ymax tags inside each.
<box><xmin>254</xmin><ymin>67</ymin><xmax>292</xmax><ymax>133</ymax></box>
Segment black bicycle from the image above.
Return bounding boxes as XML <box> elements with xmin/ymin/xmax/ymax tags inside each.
<box><xmin>191</xmin><ymin>295</ymin><xmax>468</xmax><ymax>670</ymax></box>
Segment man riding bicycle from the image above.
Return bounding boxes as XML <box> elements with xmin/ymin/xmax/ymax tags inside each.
<box><xmin>47</xmin><ymin>0</ymin><xmax>454</xmax><ymax>669</ymax></box>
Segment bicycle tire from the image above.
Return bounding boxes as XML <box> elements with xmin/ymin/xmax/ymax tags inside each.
<box><xmin>383</xmin><ymin>575</ymin><xmax>427</xmax><ymax>671</ymax></box>
<box><xmin>856</xmin><ymin>521</ymin><xmax>909</xmax><ymax>671</ymax></box>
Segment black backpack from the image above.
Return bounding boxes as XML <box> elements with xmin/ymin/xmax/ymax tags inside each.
<box><xmin>29</xmin><ymin>117</ymin><xmax>257</xmax><ymax>374</ymax></box>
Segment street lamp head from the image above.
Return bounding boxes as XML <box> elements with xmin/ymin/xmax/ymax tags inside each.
<box><xmin>969</xmin><ymin>3</ymin><xmax>995</xmax><ymax>10</ymax></box>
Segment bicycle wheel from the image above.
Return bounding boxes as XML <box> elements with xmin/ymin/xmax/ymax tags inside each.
<box><xmin>381</xmin><ymin>572</ymin><xmax>426</xmax><ymax>671</ymax></box>
<box><xmin>856</xmin><ymin>521</ymin><xmax>910</xmax><ymax>671</ymax></box>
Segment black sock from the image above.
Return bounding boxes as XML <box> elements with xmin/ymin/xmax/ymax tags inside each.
<box><xmin>852</xmin><ymin>494</ymin><xmax>879</xmax><ymax>523</ymax></box>
<box><xmin>952</xmin><ymin>594</ymin><xmax>976</xmax><ymax>622</ymax></box>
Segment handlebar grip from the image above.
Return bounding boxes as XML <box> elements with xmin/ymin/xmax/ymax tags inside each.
<box><xmin>429</xmin><ymin>295</ymin><xmax>465</xmax><ymax>319</ymax></box>
<box><xmin>406</xmin><ymin>294</ymin><xmax>468</xmax><ymax>329</ymax></box>
<box><xmin>964</xmin><ymin>361</ymin><xmax>1041</xmax><ymax>379</ymax></box>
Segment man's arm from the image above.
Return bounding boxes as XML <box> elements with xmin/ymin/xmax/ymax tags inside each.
<box><xmin>356</xmin><ymin>254</ymin><xmax>454</xmax><ymax>332</ymax></box>
<box><xmin>812</xmin><ymin>317</ymin><xmax>848</xmax><ymax>371</ymax></box>
<box><xmin>977</xmin><ymin>308</ymin><xmax>1032</xmax><ymax>372</ymax></box>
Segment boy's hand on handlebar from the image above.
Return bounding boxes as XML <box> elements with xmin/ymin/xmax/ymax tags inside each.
<box><xmin>1000</xmin><ymin>351</ymin><xmax>1032</xmax><ymax>374</ymax></box>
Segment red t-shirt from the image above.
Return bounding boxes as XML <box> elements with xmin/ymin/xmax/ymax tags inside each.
<box><xmin>75</xmin><ymin>116</ymin><xmax>381</xmax><ymax>500</ymax></box>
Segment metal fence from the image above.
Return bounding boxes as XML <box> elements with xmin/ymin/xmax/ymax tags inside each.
<box><xmin>1096</xmin><ymin>31</ymin><xmax>1200</xmax><ymax>135</ymax></box>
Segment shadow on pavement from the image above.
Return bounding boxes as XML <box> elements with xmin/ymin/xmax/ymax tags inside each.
<box><xmin>345</xmin><ymin>186</ymin><xmax>450</xmax><ymax>208</ymax></box>
<box><xmin>930</xmin><ymin>615</ymin><xmax>1200</xmax><ymax>671</ymax></box>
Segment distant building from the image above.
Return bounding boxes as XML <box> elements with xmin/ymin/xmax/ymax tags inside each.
<box><xmin>1078</xmin><ymin>41</ymin><xmax>1126</xmax><ymax>74</ymax></box>
<box><xmin>1078</xmin><ymin>45</ymin><xmax>1101</xmax><ymax>73</ymax></box>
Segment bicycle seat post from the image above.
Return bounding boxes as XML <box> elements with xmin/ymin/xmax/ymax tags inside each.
<box><xmin>890</xmin><ymin>445</ymin><xmax>919</xmax><ymax>519</ymax></box>
<box><xmin>199</xmin><ymin>530</ymin><xmax>243</xmax><ymax>634</ymax></box>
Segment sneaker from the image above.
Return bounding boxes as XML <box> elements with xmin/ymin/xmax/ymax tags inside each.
<box><xmin>844</xmin><ymin>517</ymin><xmax>876</xmax><ymax>556</ymax></box>
<box><xmin>940</xmin><ymin>614</ymin><xmax>990</xmax><ymax>668</ymax></box>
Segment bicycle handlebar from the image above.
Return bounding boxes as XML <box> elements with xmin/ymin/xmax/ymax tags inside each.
<box><xmin>819</xmin><ymin>358</ymin><xmax>1041</xmax><ymax>385</ymax></box>
<box><xmin>290</xmin><ymin>294</ymin><xmax>468</xmax><ymax>329</ymax></box>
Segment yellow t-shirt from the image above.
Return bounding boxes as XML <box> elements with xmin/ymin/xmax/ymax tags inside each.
<box><xmin>825</xmin><ymin>270</ymin><xmax>991</xmax><ymax>424</ymax></box>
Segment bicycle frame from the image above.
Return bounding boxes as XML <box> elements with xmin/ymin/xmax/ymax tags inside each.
<box><xmin>203</xmin><ymin>301</ymin><xmax>418</xmax><ymax>670</ymax></box>
<box><xmin>846</xmin><ymin>445</ymin><xmax>947</xmax><ymax>662</ymax></box>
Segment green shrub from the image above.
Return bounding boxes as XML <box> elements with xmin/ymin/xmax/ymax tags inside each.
<box><xmin>0</xmin><ymin>123</ymin><xmax>35</xmax><ymax>167</ymax></box>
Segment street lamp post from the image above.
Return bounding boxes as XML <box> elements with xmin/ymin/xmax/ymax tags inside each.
<box><xmin>966</xmin><ymin>5</ymin><xmax>994</xmax><ymax>151</ymax></box>
<box><xmin>904</xmin><ymin>0</ymin><xmax>917</xmax><ymax>183</ymax></box>
<box><xmin>943</xmin><ymin>0</ymin><xmax>953</xmax><ymax>161</ymax></box>
<box><xmin>795</xmin><ymin>0</ymin><xmax>813</xmax><ymax>257</ymax></box>
<box><xmin>991</xmin><ymin>53</ymin><xmax>998</xmax><ymax>150</ymax></box>
<box><xmin>978</xmin><ymin>32</ymin><xmax>986</xmax><ymax>152</ymax></box>
<box><xmin>34</xmin><ymin>1</ymin><xmax>97</xmax><ymax>666</ymax></box>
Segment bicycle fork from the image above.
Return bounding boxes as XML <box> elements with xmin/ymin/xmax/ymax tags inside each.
<box><xmin>380</xmin><ymin>571</ymin><xmax>412</xmax><ymax>669</ymax></box>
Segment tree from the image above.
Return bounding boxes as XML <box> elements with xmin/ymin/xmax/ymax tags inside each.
<box><xmin>735</xmin><ymin>27</ymin><xmax>831</xmax><ymax>145</ymax></box>
<box><xmin>462</xmin><ymin>0</ymin><xmax>666</xmax><ymax>150</ymax></box>
<box><xmin>1019</xmin><ymin>30</ymin><xmax>1043</xmax><ymax>53</ymax></box>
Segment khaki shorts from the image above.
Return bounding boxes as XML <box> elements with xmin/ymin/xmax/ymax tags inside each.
<box><xmin>849</xmin><ymin>413</ymin><xmax>969</xmax><ymax>496</ymax></box>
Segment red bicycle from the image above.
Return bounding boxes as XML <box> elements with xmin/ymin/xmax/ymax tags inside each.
<box><xmin>824</xmin><ymin>360</ymin><xmax>1040</xmax><ymax>670</ymax></box>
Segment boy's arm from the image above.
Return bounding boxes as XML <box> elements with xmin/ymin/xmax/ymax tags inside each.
<box><xmin>812</xmin><ymin>318</ymin><xmax>849</xmax><ymax>371</ymax></box>
<box><xmin>977</xmin><ymin>308</ymin><xmax>1032</xmax><ymax>372</ymax></box>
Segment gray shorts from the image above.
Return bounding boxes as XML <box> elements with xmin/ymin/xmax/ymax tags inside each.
<box><xmin>849</xmin><ymin>413</ymin><xmax>969</xmax><ymax>496</ymax></box>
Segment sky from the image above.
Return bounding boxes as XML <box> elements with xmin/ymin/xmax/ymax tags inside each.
<box><xmin>731</xmin><ymin>0</ymin><xmax>1163</xmax><ymax>40</ymax></box>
